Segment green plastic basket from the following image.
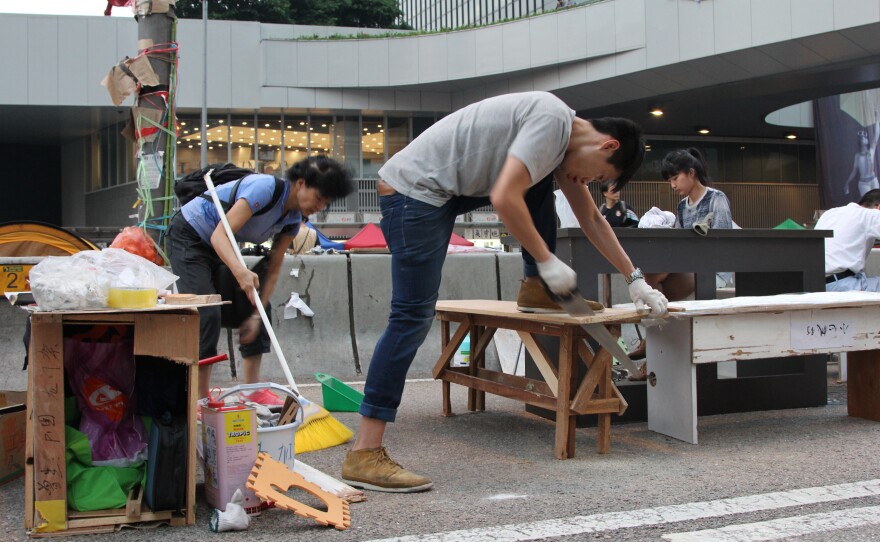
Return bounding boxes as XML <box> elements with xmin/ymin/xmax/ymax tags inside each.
<box><xmin>315</xmin><ymin>372</ymin><xmax>365</xmax><ymax>412</ymax></box>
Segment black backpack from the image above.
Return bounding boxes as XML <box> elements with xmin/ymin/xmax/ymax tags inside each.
<box><xmin>174</xmin><ymin>163</ymin><xmax>284</xmax><ymax>216</ymax></box>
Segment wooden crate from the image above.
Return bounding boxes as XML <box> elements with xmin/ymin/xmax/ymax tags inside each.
<box><xmin>24</xmin><ymin>308</ymin><xmax>200</xmax><ymax>536</ymax></box>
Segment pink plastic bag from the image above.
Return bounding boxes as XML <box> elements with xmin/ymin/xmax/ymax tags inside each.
<box><xmin>64</xmin><ymin>334</ymin><xmax>147</xmax><ymax>467</ymax></box>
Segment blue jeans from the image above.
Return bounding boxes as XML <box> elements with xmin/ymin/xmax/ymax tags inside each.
<box><xmin>825</xmin><ymin>272</ymin><xmax>880</xmax><ymax>292</ymax></box>
<box><xmin>360</xmin><ymin>176</ymin><xmax>556</xmax><ymax>422</ymax></box>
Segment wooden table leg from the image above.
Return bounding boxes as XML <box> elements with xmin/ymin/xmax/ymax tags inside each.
<box><xmin>473</xmin><ymin>325</ymin><xmax>485</xmax><ymax>412</ymax></box>
<box><xmin>555</xmin><ymin>327</ymin><xmax>576</xmax><ymax>459</ymax></box>
<box><xmin>847</xmin><ymin>349</ymin><xmax>880</xmax><ymax>421</ymax></box>
<box><xmin>441</xmin><ymin>320</ymin><xmax>453</xmax><ymax>417</ymax></box>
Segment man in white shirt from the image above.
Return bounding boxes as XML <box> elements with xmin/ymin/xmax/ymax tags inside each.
<box><xmin>815</xmin><ymin>189</ymin><xmax>880</xmax><ymax>292</ymax></box>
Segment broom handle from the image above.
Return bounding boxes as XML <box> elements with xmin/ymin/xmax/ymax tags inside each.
<box><xmin>203</xmin><ymin>170</ymin><xmax>300</xmax><ymax>394</ymax></box>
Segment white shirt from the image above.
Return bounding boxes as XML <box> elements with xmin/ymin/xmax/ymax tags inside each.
<box><xmin>814</xmin><ymin>202</ymin><xmax>880</xmax><ymax>274</ymax></box>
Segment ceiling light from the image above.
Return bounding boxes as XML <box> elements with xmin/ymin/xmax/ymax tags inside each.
<box><xmin>786</xmin><ymin>133</ymin><xmax>797</xmax><ymax>140</ymax></box>
<box><xmin>649</xmin><ymin>107</ymin><xmax>664</xmax><ymax>117</ymax></box>
<box><xmin>696</xmin><ymin>126</ymin><xmax>710</xmax><ymax>135</ymax></box>
<box><xmin>218</xmin><ymin>120</ymin><xmax>224</xmax><ymax>124</ymax></box>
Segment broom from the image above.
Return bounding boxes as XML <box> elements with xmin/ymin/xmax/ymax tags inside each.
<box><xmin>203</xmin><ymin>170</ymin><xmax>352</xmax><ymax>452</ymax></box>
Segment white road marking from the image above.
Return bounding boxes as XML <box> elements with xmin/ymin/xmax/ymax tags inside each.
<box><xmin>485</xmin><ymin>494</ymin><xmax>530</xmax><ymax>501</ymax></box>
<box><xmin>663</xmin><ymin>504</ymin><xmax>880</xmax><ymax>541</ymax></box>
<box><xmin>363</xmin><ymin>479</ymin><xmax>880</xmax><ymax>542</ymax></box>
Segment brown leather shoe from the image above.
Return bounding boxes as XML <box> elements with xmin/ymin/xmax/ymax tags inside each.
<box><xmin>516</xmin><ymin>277</ymin><xmax>604</xmax><ymax>313</ymax></box>
<box><xmin>341</xmin><ymin>447</ymin><xmax>433</xmax><ymax>493</ymax></box>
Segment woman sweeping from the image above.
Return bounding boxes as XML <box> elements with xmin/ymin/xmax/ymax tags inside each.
<box><xmin>167</xmin><ymin>156</ymin><xmax>353</xmax><ymax>403</ymax></box>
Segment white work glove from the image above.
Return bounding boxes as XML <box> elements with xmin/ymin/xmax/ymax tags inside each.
<box><xmin>628</xmin><ymin>278</ymin><xmax>668</xmax><ymax>317</ymax></box>
<box><xmin>536</xmin><ymin>254</ymin><xmax>578</xmax><ymax>296</ymax></box>
<box><xmin>209</xmin><ymin>488</ymin><xmax>250</xmax><ymax>532</ymax></box>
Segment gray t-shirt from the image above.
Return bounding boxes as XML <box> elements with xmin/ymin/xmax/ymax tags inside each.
<box><xmin>378</xmin><ymin>91</ymin><xmax>575</xmax><ymax>207</ymax></box>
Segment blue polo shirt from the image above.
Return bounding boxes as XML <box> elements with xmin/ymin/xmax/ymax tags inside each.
<box><xmin>181</xmin><ymin>174</ymin><xmax>301</xmax><ymax>245</ymax></box>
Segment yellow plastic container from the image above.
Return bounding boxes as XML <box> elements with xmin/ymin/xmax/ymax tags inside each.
<box><xmin>107</xmin><ymin>287</ymin><xmax>157</xmax><ymax>309</ymax></box>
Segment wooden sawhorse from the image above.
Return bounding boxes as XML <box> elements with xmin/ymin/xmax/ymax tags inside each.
<box><xmin>433</xmin><ymin>300</ymin><xmax>641</xmax><ymax>459</ymax></box>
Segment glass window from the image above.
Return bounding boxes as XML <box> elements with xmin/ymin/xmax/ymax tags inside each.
<box><xmin>230</xmin><ymin>114</ymin><xmax>256</xmax><ymax>169</ymax></box>
<box><xmin>334</xmin><ymin>115</ymin><xmax>361</xmax><ymax>177</ymax></box>
<box><xmin>175</xmin><ymin>115</ymin><xmax>200</xmax><ymax>175</ymax></box>
<box><xmin>257</xmin><ymin>114</ymin><xmax>283</xmax><ymax>176</ymax></box>
<box><xmin>386</xmin><ymin>116</ymin><xmax>409</xmax><ymax>159</ymax></box>
<box><xmin>95</xmin><ymin>122</ymin><xmax>136</xmax><ymax>190</ymax></box>
<box><xmin>412</xmin><ymin>116</ymin><xmax>434</xmax><ymax>139</ymax></box>
<box><xmin>283</xmin><ymin>114</ymin><xmax>309</xmax><ymax>174</ymax></box>
<box><xmin>203</xmin><ymin>115</ymin><xmax>229</xmax><ymax>165</ymax></box>
<box><xmin>361</xmin><ymin>116</ymin><xmax>385</xmax><ymax>179</ymax></box>
<box><xmin>309</xmin><ymin>116</ymin><xmax>334</xmax><ymax>158</ymax></box>
<box><xmin>175</xmin><ymin>114</ymin><xmax>228</xmax><ymax>174</ymax></box>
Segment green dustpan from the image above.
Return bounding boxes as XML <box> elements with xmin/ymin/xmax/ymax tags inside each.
<box><xmin>315</xmin><ymin>372</ymin><xmax>365</xmax><ymax>412</ymax></box>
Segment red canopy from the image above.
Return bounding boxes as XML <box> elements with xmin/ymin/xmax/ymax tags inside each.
<box><xmin>344</xmin><ymin>223</ymin><xmax>386</xmax><ymax>249</ymax></box>
<box><xmin>449</xmin><ymin>232</ymin><xmax>473</xmax><ymax>246</ymax></box>
<box><xmin>344</xmin><ymin>223</ymin><xmax>474</xmax><ymax>250</ymax></box>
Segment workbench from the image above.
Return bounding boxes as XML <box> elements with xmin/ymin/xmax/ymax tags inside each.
<box><xmin>646</xmin><ymin>291</ymin><xmax>880</xmax><ymax>444</ymax></box>
<box><xmin>433</xmin><ymin>300</ymin><xmax>641</xmax><ymax>459</ymax></box>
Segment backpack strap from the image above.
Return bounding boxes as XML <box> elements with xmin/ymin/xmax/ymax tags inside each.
<box><xmin>203</xmin><ymin>177</ymin><xmax>285</xmax><ymax>217</ymax></box>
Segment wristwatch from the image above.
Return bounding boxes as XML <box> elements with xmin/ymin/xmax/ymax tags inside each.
<box><xmin>624</xmin><ymin>268</ymin><xmax>644</xmax><ymax>285</ymax></box>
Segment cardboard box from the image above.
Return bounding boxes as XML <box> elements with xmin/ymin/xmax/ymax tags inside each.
<box><xmin>0</xmin><ymin>390</ymin><xmax>26</xmax><ymax>485</ymax></box>
<box><xmin>26</xmin><ymin>307</ymin><xmax>200</xmax><ymax>535</ymax></box>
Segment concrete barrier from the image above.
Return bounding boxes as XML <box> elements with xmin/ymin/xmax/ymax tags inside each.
<box><xmin>0</xmin><ymin>252</ymin><xmax>526</xmax><ymax>391</ymax></box>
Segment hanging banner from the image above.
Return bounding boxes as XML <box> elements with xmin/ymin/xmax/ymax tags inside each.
<box><xmin>814</xmin><ymin>89</ymin><xmax>880</xmax><ymax>209</ymax></box>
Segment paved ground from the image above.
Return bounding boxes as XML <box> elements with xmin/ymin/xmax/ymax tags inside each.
<box><xmin>2</xmin><ymin>367</ymin><xmax>879</xmax><ymax>541</ymax></box>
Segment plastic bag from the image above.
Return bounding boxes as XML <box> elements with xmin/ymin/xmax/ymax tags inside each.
<box><xmin>110</xmin><ymin>226</ymin><xmax>164</xmax><ymax>266</ymax></box>
<box><xmin>30</xmin><ymin>248</ymin><xmax>178</xmax><ymax>311</ymax></box>
<box><xmin>64</xmin><ymin>335</ymin><xmax>148</xmax><ymax>467</ymax></box>
<box><xmin>30</xmin><ymin>255</ymin><xmax>109</xmax><ymax>311</ymax></box>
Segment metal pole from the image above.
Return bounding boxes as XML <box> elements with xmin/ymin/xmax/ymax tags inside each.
<box><xmin>200</xmin><ymin>0</ymin><xmax>208</xmax><ymax>168</ymax></box>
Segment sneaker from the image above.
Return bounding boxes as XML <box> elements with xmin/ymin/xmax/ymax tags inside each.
<box><xmin>341</xmin><ymin>447</ymin><xmax>433</xmax><ymax>493</ymax></box>
<box><xmin>241</xmin><ymin>388</ymin><xmax>285</xmax><ymax>407</ymax></box>
<box><xmin>516</xmin><ymin>277</ymin><xmax>604</xmax><ymax>313</ymax></box>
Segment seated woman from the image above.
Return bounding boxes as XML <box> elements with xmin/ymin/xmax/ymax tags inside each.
<box><xmin>631</xmin><ymin>148</ymin><xmax>733</xmax><ymax>361</ymax></box>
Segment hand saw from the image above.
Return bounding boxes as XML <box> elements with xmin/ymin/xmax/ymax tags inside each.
<box><xmin>544</xmin><ymin>283</ymin><xmax>642</xmax><ymax>375</ymax></box>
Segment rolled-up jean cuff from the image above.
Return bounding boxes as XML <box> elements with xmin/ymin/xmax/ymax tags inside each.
<box><xmin>523</xmin><ymin>262</ymin><xmax>539</xmax><ymax>278</ymax></box>
<box><xmin>358</xmin><ymin>401</ymin><xmax>397</xmax><ymax>423</ymax></box>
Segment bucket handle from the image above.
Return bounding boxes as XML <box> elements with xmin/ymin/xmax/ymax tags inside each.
<box><xmin>216</xmin><ymin>382</ymin><xmax>304</xmax><ymax>426</ymax></box>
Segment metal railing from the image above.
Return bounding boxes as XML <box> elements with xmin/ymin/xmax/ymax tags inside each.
<box><xmin>315</xmin><ymin>180</ymin><xmax>821</xmax><ymax>230</ymax></box>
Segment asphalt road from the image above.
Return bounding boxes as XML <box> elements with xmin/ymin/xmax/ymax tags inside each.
<box><xmin>2</xmin><ymin>367</ymin><xmax>879</xmax><ymax>541</ymax></box>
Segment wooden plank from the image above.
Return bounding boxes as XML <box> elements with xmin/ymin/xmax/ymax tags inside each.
<box><xmin>431</xmin><ymin>320</ymin><xmax>471</xmax><ymax>379</ymax></box>
<box><xmin>667</xmin><ymin>291</ymin><xmax>880</xmax><ymax>317</ymax></box>
<box><xmin>597</xmin><ymin>348</ymin><xmax>612</xmax><ymax>454</ymax></box>
<box><xmin>133</xmin><ymin>313</ymin><xmax>199</xmax><ymax>363</ymax></box>
<box><xmin>691</xmin><ymin>306</ymin><xmax>880</xmax><ymax>363</ymax></box>
<box><xmin>28</xmin><ymin>524</ymin><xmax>115</xmax><ymax>537</ymax></box>
<box><xmin>441</xmin><ymin>320</ymin><xmax>452</xmax><ymax>417</ymax></box>
<box><xmin>847</xmin><ymin>350</ymin><xmax>880</xmax><ymax>421</ymax></box>
<box><xmin>67</xmin><ymin>510</ymin><xmax>173</xmax><ymax>528</ymax></box>
<box><xmin>474</xmin><ymin>368</ymin><xmax>553</xmax><ymax>396</ymax></box>
<box><xmin>440</xmin><ymin>371</ymin><xmax>557</xmax><ymax>410</ymax></box>
<box><xmin>435</xmin><ymin>300</ymin><xmax>642</xmax><ymax>325</ymax></box>
<box><xmin>468</xmin><ymin>325</ymin><xmax>478</xmax><ymax>412</ymax></box>
<box><xmin>186</xmin><ymin>355</ymin><xmax>198</xmax><ymax>525</ymax></box>
<box><xmin>29</xmin><ymin>314</ymin><xmax>67</xmax><ymax>533</ymax></box>
<box><xmin>610</xmin><ymin>382</ymin><xmax>629</xmax><ymax>415</ymax></box>
<box><xmin>574</xmin><ymin>398</ymin><xmax>622</xmax><ymax>415</ymax></box>
<box><xmin>555</xmin><ymin>327</ymin><xmax>575</xmax><ymax>460</ymax></box>
<box><xmin>24</xmin><ymin>334</ymin><xmax>36</xmax><ymax>529</ymax></box>
<box><xmin>125</xmin><ymin>484</ymin><xmax>143</xmax><ymax>519</ymax></box>
<box><xmin>570</xmin><ymin>341</ymin><xmax>610</xmax><ymax>413</ymax></box>
<box><xmin>517</xmin><ymin>331</ymin><xmax>558</xmax><ymax>395</ymax></box>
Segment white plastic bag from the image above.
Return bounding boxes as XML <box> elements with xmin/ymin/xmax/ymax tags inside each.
<box><xmin>29</xmin><ymin>248</ymin><xmax>178</xmax><ymax>311</ymax></box>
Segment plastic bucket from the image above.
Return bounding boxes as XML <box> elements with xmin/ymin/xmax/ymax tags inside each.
<box><xmin>217</xmin><ymin>382</ymin><xmax>303</xmax><ymax>470</ymax></box>
<box><xmin>315</xmin><ymin>372</ymin><xmax>364</xmax><ymax>412</ymax></box>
